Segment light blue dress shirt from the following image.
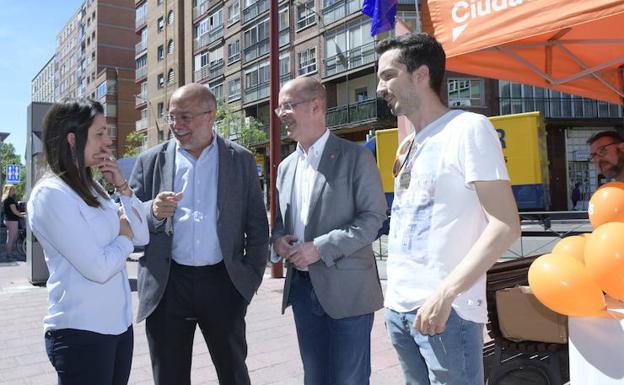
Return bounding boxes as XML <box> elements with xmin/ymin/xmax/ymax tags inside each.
<box><xmin>171</xmin><ymin>136</ymin><xmax>223</xmax><ymax>266</ymax></box>
<box><xmin>27</xmin><ymin>175</ymin><xmax>149</xmax><ymax>335</ymax></box>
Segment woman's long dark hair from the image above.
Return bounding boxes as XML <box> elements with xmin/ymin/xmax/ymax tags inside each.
<box><xmin>42</xmin><ymin>98</ymin><xmax>108</xmax><ymax>207</ymax></box>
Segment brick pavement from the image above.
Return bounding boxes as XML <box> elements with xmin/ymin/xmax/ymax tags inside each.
<box><xmin>0</xmin><ymin>260</ymin><xmax>403</xmax><ymax>385</ymax></box>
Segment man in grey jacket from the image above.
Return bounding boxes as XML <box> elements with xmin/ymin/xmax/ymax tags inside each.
<box><xmin>129</xmin><ymin>83</ymin><xmax>269</xmax><ymax>385</ymax></box>
<box><xmin>271</xmin><ymin>77</ymin><xmax>387</xmax><ymax>385</ymax></box>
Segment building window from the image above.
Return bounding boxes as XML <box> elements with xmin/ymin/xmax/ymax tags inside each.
<box><xmin>157</xmin><ymin>45</ymin><xmax>164</xmax><ymax>61</ymax></box>
<box><xmin>157</xmin><ymin>102</ymin><xmax>165</xmax><ymax>117</ymax></box>
<box><xmin>167</xmin><ymin>39</ymin><xmax>175</xmax><ymax>54</ymax></box>
<box><xmin>168</xmin><ymin>69</ymin><xmax>175</xmax><ymax>85</ymax></box>
<box><xmin>157</xmin><ymin>73</ymin><xmax>165</xmax><ymax>89</ymax></box>
<box><xmin>228</xmin><ymin>40</ymin><xmax>241</xmax><ymax>63</ymax></box>
<box><xmin>102</xmin><ymin>103</ymin><xmax>117</xmax><ymax>117</ymax></box>
<box><xmin>243</xmin><ymin>18</ymin><xmax>269</xmax><ymax>63</ymax></box>
<box><xmin>324</xmin><ymin>18</ymin><xmax>375</xmax><ymax>76</ymax></box>
<box><xmin>158</xmin><ymin>17</ymin><xmax>164</xmax><ymax>32</ymax></box>
<box><xmin>167</xmin><ymin>10</ymin><xmax>175</xmax><ymax>25</ymax></box>
<box><xmin>228</xmin><ymin>2</ymin><xmax>240</xmax><ymax>25</ymax></box>
<box><xmin>447</xmin><ymin>78</ymin><xmax>484</xmax><ymax>108</ymax></box>
<box><xmin>208</xmin><ymin>81</ymin><xmax>224</xmax><ymax>100</ymax></box>
<box><xmin>228</xmin><ymin>78</ymin><xmax>241</xmax><ymax>101</ymax></box>
<box><xmin>106</xmin><ymin>124</ymin><xmax>117</xmax><ymax>140</ymax></box>
<box><xmin>194</xmin><ymin>51</ymin><xmax>209</xmax><ymax>70</ymax></box>
<box><xmin>298</xmin><ymin>48</ymin><xmax>316</xmax><ymax>76</ymax></box>
<box><xmin>355</xmin><ymin>87</ymin><xmax>368</xmax><ymax>102</ymax></box>
<box><xmin>96</xmin><ymin>81</ymin><xmax>107</xmax><ymax>99</ymax></box>
<box><xmin>157</xmin><ymin>0</ymin><xmax>163</xmax><ymax>5</ymax></box>
<box><xmin>296</xmin><ymin>1</ymin><xmax>315</xmax><ymax>30</ymax></box>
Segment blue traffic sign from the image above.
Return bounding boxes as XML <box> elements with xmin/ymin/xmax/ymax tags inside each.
<box><xmin>5</xmin><ymin>164</ymin><xmax>20</xmax><ymax>184</ymax></box>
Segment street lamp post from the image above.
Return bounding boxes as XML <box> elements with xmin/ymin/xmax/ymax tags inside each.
<box><xmin>269</xmin><ymin>0</ymin><xmax>283</xmax><ymax>278</ymax></box>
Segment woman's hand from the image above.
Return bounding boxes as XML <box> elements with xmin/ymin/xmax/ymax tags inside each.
<box><xmin>96</xmin><ymin>153</ymin><xmax>125</xmax><ymax>188</ymax></box>
<box><xmin>97</xmin><ymin>152</ymin><xmax>132</xmax><ymax>197</ymax></box>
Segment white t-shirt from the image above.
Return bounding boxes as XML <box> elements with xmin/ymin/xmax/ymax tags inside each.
<box><xmin>385</xmin><ymin>110</ymin><xmax>509</xmax><ymax>324</ymax></box>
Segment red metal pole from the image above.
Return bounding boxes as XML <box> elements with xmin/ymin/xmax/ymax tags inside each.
<box><xmin>269</xmin><ymin>0</ymin><xmax>283</xmax><ymax>278</ymax></box>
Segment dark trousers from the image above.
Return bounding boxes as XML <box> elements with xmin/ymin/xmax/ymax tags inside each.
<box><xmin>289</xmin><ymin>270</ymin><xmax>375</xmax><ymax>385</ymax></box>
<box><xmin>146</xmin><ymin>261</ymin><xmax>250</xmax><ymax>385</ymax></box>
<box><xmin>44</xmin><ymin>326</ymin><xmax>133</xmax><ymax>385</ymax></box>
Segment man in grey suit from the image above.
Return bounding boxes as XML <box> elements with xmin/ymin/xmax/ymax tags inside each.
<box><xmin>129</xmin><ymin>83</ymin><xmax>269</xmax><ymax>385</ymax></box>
<box><xmin>272</xmin><ymin>77</ymin><xmax>387</xmax><ymax>385</ymax></box>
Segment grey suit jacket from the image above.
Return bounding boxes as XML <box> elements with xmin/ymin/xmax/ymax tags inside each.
<box><xmin>129</xmin><ymin>136</ymin><xmax>269</xmax><ymax>323</ymax></box>
<box><xmin>271</xmin><ymin>133</ymin><xmax>387</xmax><ymax>319</ymax></box>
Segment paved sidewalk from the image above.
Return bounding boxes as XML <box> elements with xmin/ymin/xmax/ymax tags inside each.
<box><xmin>0</xmin><ymin>260</ymin><xmax>403</xmax><ymax>385</ymax></box>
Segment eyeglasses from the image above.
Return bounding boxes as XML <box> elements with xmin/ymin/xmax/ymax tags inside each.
<box><xmin>392</xmin><ymin>135</ymin><xmax>415</xmax><ymax>177</ymax></box>
<box><xmin>165</xmin><ymin>110</ymin><xmax>212</xmax><ymax>125</ymax></box>
<box><xmin>274</xmin><ymin>99</ymin><xmax>313</xmax><ymax>116</ymax></box>
<box><xmin>589</xmin><ymin>142</ymin><xmax>618</xmax><ymax>161</ymax></box>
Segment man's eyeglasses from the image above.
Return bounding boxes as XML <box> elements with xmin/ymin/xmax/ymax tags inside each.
<box><xmin>165</xmin><ymin>110</ymin><xmax>212</xmax><ymax>125</ymax></box>
<box><xmin>274</xmin><ymin>99</ymin><xmax>313</xmax><ymax>116</ymax></box>
<box><xmin>392</xmin><ymin>136</ymin><xmax>415</xmax><ymax>178</ymax></box>
<box><xmin>589</xmin><ymin>142</ymin><xmax>618</xmax><ymax>161</ymax></box>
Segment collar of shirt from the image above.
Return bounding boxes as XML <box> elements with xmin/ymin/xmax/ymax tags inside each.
<box><xmin>295</xmin><ymin>129</ymin><xmax>330</xmax><ymax>169</ymax></box>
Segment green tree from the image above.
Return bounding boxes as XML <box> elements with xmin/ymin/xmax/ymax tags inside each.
<box><xmin>0</xmin><ymin>142</ymin><xmax>26</xmax><ymax>197</ymax></box>
<box><xmin>123</xmin><ymin>131</ymin><xmax>145</xmax><ymax>157</ymax></box>
<box><xmin>215</xmin><ymin>102</ymin><xmax>267</xmax><ymax>151</ymax></box>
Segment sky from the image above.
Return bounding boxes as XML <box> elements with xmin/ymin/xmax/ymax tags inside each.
<box><xmin>0</xmin><ymin>0</ymin><xmax>84</xmax><ymax>162</ymax></box>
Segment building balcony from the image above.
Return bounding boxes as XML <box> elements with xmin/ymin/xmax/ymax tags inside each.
<box><xmin>322</xmin><ymin>0</ymin><xmax>362</xmax><ymax>26</ymax></box>
<box><xmin>499</xmin><ymin>97</ymin><xmax>624</xmax><ymax>119</ymax></box>
<box><xmin>135</xmin><ymin>14</ymin><xmax>146</xmax><ymax>30</ymax></box>
<box><xmin>326</xmin><ymin>98</ymin><xmax>393</xmax><ymax>128</ymax></box>
<box><xmin>136</xmin><ymin>92</ymin><xmax>148</xmax><ymax>106</ymax></box>
<box><xmin>136</xmin><ymin>119</ymin><xmax>148</xmax><ymax>131</ymax></box>
<box><xmin>279</xmin><ymin>28</ymin><xmax>289</xmax><ymax>47</ymax></box>
<box><xmin>194</xmin><ymin>34</ymin><xmax>209</xmax><ymax>52</ymax></box>
<box><xmin>243</xmin><ymin>38</ymin><xmax>269</xmax><ymax>64</ymax></box>
<box><xmin>192</xmin><ymin>0</ymin><xmax>209</xmax><ymax>19</ymax></box>
<box><xmin>209</xmin><ymin>60</ymin><xmax>225</xmax><ymax>79</ymax></box>
<box><xmin>135</xmin><ymin>40</ymin><xmax>147</xmax><ymax>55</ymax></box>
<box><xmin>242</xmin><ymin>0</ymin><xmax>268</xmax><ymax>24</ymax></box>
<box><xmin>209</xmin><ymin>25</ymin><xmax>224</xmax><ymax>44</ymax></box>
<box><xmin>324</xmin><ymin>41</ymin><xmax>375</xmax><ymax>77</ymax></box>
<box><xmin>135</xmin><ymin>66</ymin><xmax>147</xmax><ymax>80</ymax></box>
<box><xmin>194</xmin><ymin>60</ymin><xmax>224</xmax><ymax>82</ymax></box>
<box><xmin>244</xmin><ymin>81</ymin><xmax>270</xmax><ymax>104</ymax></box>
<box><xmin>193</xmin><ymin>27</ymin><xmax>224</xmax><ymax>52</ymax></box>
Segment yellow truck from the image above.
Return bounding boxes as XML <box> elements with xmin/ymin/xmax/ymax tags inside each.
<box><xmin>373</xmin><ymin>111</ymin><xmax>549</xmax><ymax>210</ymax></box>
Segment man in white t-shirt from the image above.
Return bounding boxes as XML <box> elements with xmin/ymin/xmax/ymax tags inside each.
<box><xmin>375</xmin><ymin>32</ymin><xmax>521</xmax><ymax>385</ymax></box>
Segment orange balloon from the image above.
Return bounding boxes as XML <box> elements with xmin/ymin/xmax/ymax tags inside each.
<box><xmin>598</xmin><ymin>181</ymin><xmax>624</xmax><ymax>190</ymax></box>
<box><xmin>588</xmin><ymin>186</ymin><xmax>624</xmax><ymax>228</ymax></box>
<box><xmin>528</xmin><ymin>253</ymin><xmax>606</xmax><ymax>316</ymax></box>
<box><xmin>552</xmin><ymin>236</ymin><xmax>586</xmax><ymax>264</ymax></box>
<box><xmin>584</xmin><ymin>222</ymin><xmax>624</xmax><ymax>300</ymax></box>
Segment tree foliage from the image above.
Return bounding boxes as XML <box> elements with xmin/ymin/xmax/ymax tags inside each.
<box><xmin>123</xmin><ymin>131</ymin><xmax>145</xmax><ymax>158</ymax></box>
<box><xmin>215</xmin><ymin>102</ymin><xmax>267</xmax><ymax>151</ymax></box>
<box><xmin>0</xmin><ymin>142</ymin><xmax>26</xmax><ymax>197</ymax></box>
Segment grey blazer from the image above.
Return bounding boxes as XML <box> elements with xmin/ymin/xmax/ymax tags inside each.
<box><xmin>271</xmin><ymin>133</ymin><xmax>387</xmax><ymax>319</ymax></box>
<box><xmin>129</xmin><ymin>136</ymin><xmax>269</xmax><ymax>323</ymax></box>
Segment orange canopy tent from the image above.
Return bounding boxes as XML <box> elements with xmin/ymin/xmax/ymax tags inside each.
<box><xmin>421</xmin><ymin>0</ymin><xmax>624</xmax><ymax>105</ymax></box>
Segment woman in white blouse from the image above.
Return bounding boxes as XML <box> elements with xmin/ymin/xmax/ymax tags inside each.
<box><xmin>28</xmin><ymin>99</ymin><xmax>149</xmax><ymax>385</ymax></box>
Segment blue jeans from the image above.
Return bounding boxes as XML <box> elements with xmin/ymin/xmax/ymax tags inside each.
<box><xmin>384</xmin><ymin>307</ymin><xmax>484</xmax><ymax>385</ymax></box>
<box><xmin>289</xmin><ymin>270</ymin><xmax>374</xmax><ymax>385</ymax></box>
<box><xmin>45</xmin><ymin>326</ymin><xmax>133</xmax><ymax>385</ymax></box>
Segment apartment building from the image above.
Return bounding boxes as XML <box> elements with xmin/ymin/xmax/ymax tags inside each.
<box><xmin>135</xmin><ymin>0</ymin><xmax>186</xmax><ymax>147</ymax></box>
<box><xmin>131</xmin><ymin>0</ymin><xmax>506</xmax><ymax>197</ymax></box>
<box><xmin>32</xmin><ymin>56</ymin><xmax>56</xmax><ymax>103</ymax></box>
<box><xmin>54</xmin><ymin>0</ymin><xmax>137</xmax><ymax>156</ymax></box>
